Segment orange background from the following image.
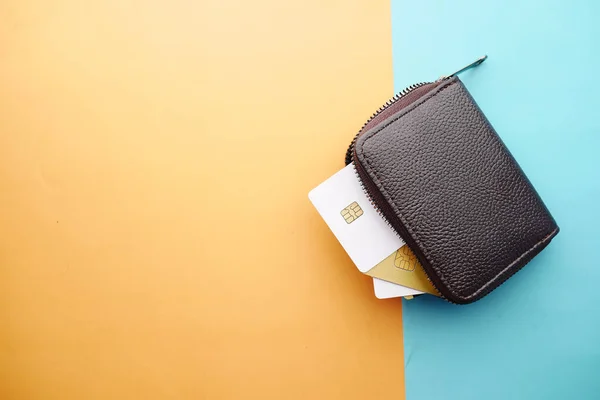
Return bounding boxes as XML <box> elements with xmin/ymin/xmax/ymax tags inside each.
<box><xmin>0</xmin><ymin>1</ymin><xmax>404</xmax><ymax>398</ymax></box>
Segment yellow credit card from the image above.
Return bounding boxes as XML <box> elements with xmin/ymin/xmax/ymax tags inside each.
<box><xmin>366</xmin><ymin>245</ymin><xmax>439</xmax><ymax>296</ymax></box>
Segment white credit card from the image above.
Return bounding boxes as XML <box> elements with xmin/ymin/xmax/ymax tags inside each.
<box><xmin>373</xmin><ymin>278</ymin><xmax>422</xmax><ymax>299</ymax></box>
<box><xmin>308</xmin><ymin>163</ymin><xmax>404</xmax><ymax>273</ymax></box>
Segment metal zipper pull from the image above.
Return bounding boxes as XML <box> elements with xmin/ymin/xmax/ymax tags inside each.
<box><xmin>439</xmin><ymin>55</ymin><xmax>487</xmax><ymax>80</ymax></box>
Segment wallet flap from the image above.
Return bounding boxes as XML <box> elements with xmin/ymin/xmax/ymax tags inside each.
<box><xmin>355</xmin><ymin>77</ymin><xmax>558</xmax><ymax>303</ymax></box>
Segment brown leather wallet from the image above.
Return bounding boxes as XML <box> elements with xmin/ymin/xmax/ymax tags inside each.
<box><xmin>346</xmin><ymin>59</ymin><xmax>559</xmax><ymax>304</ymax></box>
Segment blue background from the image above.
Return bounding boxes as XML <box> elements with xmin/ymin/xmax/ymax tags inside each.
<box><xmin>392</xmin><ymin>1</ymin><xmax>600</xmax><ymax>399</ymax></box>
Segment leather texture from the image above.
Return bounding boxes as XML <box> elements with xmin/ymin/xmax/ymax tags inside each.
<box><xmin>355</xmin><ymin>77</ymin><xmax>559</xmax><ymax>304</ymax></box>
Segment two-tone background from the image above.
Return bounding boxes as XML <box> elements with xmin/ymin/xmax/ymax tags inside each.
<box><xmin>1</xmin><ymin>1</ymin><xmax>599</xmax><ymax>399</ymax></box>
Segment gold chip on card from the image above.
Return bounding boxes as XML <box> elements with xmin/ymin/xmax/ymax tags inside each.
<box><xmin>366</xmin><ymin>245</ymin><xmax>439</xmax><ymax>296</ymax></box>
<box><xmin>394</xmin><ymin>245</ymin><xmax>417</xmax><ymax>271</ymax></box>
<box><xmin>340</xmin><ymin>201</ymin><xmax>363</xmax><ymax>224</ymax></box>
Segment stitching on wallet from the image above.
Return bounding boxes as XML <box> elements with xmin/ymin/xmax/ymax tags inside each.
<box><xmin>466</xmin><ymin>227</ymin><xmax>558</xmax><ymax>298</ymax></box>
<box><xmin>359</xmin><ymin>79</ymin><xmax>554</xmax><ymax>300</ymax></box>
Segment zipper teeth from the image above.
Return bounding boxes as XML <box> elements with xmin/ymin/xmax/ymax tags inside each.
<box><xmin>352</xmin><ymin>164</ymin><xmax>396</xmax><ymax>232</ymax></box>
<box><xmin>345</xmin><ymin>82</ymin><xmax>431</xmax><ymax>166</ymax></box>
<box><xmin>352</xmin><ymin>164</ymin><xmax>445</xmax><ymax>300</ymax></box>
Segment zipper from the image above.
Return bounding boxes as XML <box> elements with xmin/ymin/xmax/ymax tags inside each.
<box><xmin>348</xmin><ymin>56</ymin><xmax>488</xmax><ymax>301</ymax></box>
